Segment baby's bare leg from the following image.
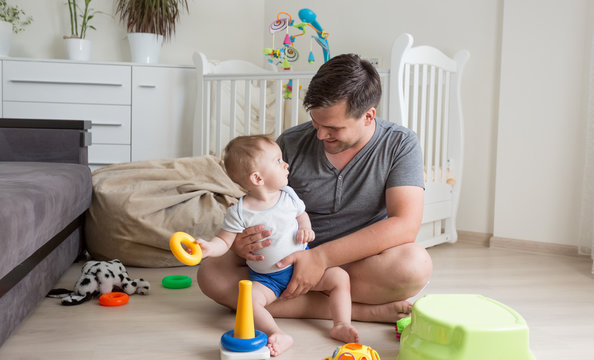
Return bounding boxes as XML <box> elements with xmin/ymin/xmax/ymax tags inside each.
<box><xmin>251</xmin><ymin>282</ymin><xmax>293</xmax><ymax>357</ymax></box>
<box><xmin>312</xmin><ymin>267</ymin><xmax>359</xmax><ymax>343</ymax></box>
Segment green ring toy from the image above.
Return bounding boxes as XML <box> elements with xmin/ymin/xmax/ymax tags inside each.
<box><xmin>162</xmin><ymin>275</ymin><xmax>192</xmax><ymax>289</ymax></box>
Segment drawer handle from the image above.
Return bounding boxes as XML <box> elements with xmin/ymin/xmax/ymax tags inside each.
<box><xmin>92</xmin><ymin>121</ymin><xmax>122</xmax><ymax>127</ymax></box>
<box><xmin>138</xmin><ymin>84</ymin><xmax>156</xmax><ymax>88</ymax></box>
<box><xmin>9</xmin><ymin>79</ymin><xmax>124</xmax><ymax>87</ymax></box>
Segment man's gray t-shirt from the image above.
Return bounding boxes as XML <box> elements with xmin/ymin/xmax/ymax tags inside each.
<box><xmin>277</xmin><ymin>118</ymin><xmax>424</xmax><ymax>247</ymax></box>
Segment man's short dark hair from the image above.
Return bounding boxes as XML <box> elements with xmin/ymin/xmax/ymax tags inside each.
<box><xmin>303</xmin><ymin>53</ymin><xmax>382</xmax><ymax>119</ymax></box>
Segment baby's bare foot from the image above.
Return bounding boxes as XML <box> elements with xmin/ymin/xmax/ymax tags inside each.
<box><xmin>330</xmin><ymin>323</ymin><xmax>359</xmax><ymax>343</ymax></box>
<box><xmin>267</xmin><ymin>332</ymin><xmax>294</xmax><ymax>357</ymax></box>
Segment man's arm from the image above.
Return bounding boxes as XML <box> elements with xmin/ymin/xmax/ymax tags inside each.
<box><xmin>276</xmin><ymin>185</ymin><xmax>424</xmax><ymax>298</ymax></box>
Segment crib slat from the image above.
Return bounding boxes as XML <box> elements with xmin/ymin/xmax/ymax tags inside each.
<box><xmin>427</xmin><ymin>66</ymin><xmax>436</xmax><ymax>182</ymax></box>
<box><xmin>259</xmin><ymin>80</ymin><xmax>267</xmax><ymax>134</ymax></box>
<box><xmin>244</xmin><ymin>80</ymin><xmax>251</xmax><ymax>135</ymax></box>
<box><xmin>420</xmin><ymin>65</ymin><xmax>428</xmax><ymax>164</ymax></box>
<box><xmin>215</xmin><ymin>81</ymin><xmax>223</xmax><ymax>158</ymax></box>
<box><xmin>203</xmin><ymin>80</ymin><xmax>211</xmax><ymax>155</ymax></box>
<box><xmin>411</xmin><ymin>64</ymin><xmax>420</xmax><ymax>135</ymax></box>
<box><xmin>230</xmin><ymin>80</ymin><xmax>237</xmax><ymax>139</ymax></box>
<box><xmin>274</xmin><ymin>80</ymin><xmax>283</xmax><ymax>138</ymax></box>
<box><xmin>380</xmin><ymin>77</ymin><xmax>388</xmax><ymax>121</ymax></box>
<box><xmin>442</xmin><ymin>72</ymin><xmax>451</xmax><ymax>176</ymax></box>
<box><xmin>403</xmin><ymin>64</ymin><xmax>411</xmax><ymax>126</ymax></box>
<box><xmin>291</xmin><ymin>79</ymin><xmax>300</xmax><ymax>128</ymax></box>
<box><xmin>435</xmin><ymin>69</ymin><xmax>443</xmax><ymax>182</ymax></box>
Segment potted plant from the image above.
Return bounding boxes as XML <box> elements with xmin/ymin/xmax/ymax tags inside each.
<box><xmin>0</xmin><ymin>0</ymin><xmax>32</xmax><ymax>57</ymax></box>
<box><xmin>114</xmin><ymin>0</ymin><xmax>189</xmax><ymax>64</ymax></box>
<box><xmin>64</xmin><ymin>0</ymin><xmax>98</xmax><ymax>61</ymax></box>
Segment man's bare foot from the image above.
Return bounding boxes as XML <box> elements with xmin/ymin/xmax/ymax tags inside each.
<box><xmin>330</xmin><ymin>323</ymin><xmax>359</xmax><ymax>343</ymax></box>
<box><xmin>267</xmin><ymin>332</ymin><xmax>294</xmax><ymax>357</ymax></box>
<box><xmin>380</xmin><ymin>300</ymin><xmax>413</xmax><ymax>322</ymax></box>
<box><xmin>356</xmin><ymin>300</ymin><xmax>413</xmax><ymax>323</ymax></box>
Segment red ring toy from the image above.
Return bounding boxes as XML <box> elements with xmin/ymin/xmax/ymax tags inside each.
<box><xmin>99</xmin><ymin>292</ymin><xmax>129</xmax><ymax>307</ymax></box>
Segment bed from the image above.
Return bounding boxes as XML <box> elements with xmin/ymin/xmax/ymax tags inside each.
<box><xmin>192</xmin><ymin>33</ymin><xmax>469</xmax><ymax>248</ymax></box>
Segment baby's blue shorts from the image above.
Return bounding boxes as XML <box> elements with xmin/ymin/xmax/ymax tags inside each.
<box><xmin>249</xmin><ymin>266</ymin><xmax>294</xmax><ymax>298</ymax></box>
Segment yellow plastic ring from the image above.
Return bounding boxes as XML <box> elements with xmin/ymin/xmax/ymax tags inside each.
<box><xmin>169</xmin><ymin>232</ymin><xmax>202</xmax><ymax>266</ymax></box>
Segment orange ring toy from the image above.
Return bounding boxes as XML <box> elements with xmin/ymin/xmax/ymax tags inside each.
<box><xmin>169</xmin><ymin>232</ymin><xmax>202</xmax><ymax>266</ymax></box>
<box><xmin>99</xmin><ymin>292</ymin><xmax>129</xmax><ymax>307</ymax></box>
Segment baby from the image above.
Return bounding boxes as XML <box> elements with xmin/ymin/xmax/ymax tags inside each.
<box><xmin>196</xmin><ymin>135</ymin><xmax>358</xmax><ymax>356</ymax></box>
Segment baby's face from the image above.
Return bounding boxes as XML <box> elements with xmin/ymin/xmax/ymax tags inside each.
<box><xmin>256</xmin><ymin>141</ymin><xmax>289</xmax><ymax>190</ymax></box>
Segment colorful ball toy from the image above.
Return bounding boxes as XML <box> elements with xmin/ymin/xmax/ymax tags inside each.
<box><xmin>323</xmin><ymin>343</ymin><xmax>381</xmax><ymax>360</ymax></box>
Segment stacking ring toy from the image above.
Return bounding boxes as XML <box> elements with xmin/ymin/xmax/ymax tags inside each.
<box><xmin>162</xmin><ymin>275</ymin><xmax>192</xmax><ymax>289</ymax></box>
<box><xmin>169</xmin><ymin>232</ymin><xmax>202</xmax><ymax>266</ymax></box>
<box><xmin>99</xmin><ymin>292</ymin><xmax>129</xmax><ymax>307</ymax></box>
<box><xmin>220</xmin><ymin>330</ymin><xmax>268</xmax><ymax>352</ymax></box>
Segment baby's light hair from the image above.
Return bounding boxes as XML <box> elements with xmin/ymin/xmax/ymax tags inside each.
<box><xmin>223</xmin><ymin>135</ymin><xmax>276</xmax><ymax>188</ymax></box>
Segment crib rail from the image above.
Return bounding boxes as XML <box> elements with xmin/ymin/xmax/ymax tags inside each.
<box><xmin>390</xmin><ymin>34</ymin><xmax>469</xmax><ymax>188</ymax></box>
<box><xmin>198</xmin><ymin>73</ymin><xmax>311</xmax><ymax>158</ymax></box>
<box><xmin>402</xmin><ymin>63</ymin><xmax>452</xmax><ymax>184</ymax></box>
<box><xmin>389</xmin><ymin>33</ymin><xmax>469</xmax><ymax>245</ymax></box>
<box><xmin>193</xmin><ymin>51</ymin><xmax>389</xmax><ymax>158</ymax></box>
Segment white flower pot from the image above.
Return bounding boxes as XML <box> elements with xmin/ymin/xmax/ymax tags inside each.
<box><xmin>0</xmin><ymin>21</ymin><xmax>13</xmax><ymax>57</ymax></box>
<box><xmin>65</xmin><ymin>38</ymin><xmax>91</xmax><ymax>61</ymax></box>
<box><xmin>127</xmin><ymin>32</ymin><xmax>163</xmax><ymax>64</ymax></box>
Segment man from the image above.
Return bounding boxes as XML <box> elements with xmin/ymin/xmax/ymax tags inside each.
<box><xmin>197</xmin><ymin>54</ymin><xmax>432</xmax><ymax>323</ymax></box>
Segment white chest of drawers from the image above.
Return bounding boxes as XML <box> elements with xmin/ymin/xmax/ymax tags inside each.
<box><xmin>1</xmin><ymin>58</ymin><xmax>195</xmax><ymax>168</ymax></box>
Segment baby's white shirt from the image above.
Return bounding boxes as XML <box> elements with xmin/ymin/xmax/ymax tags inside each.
<box><xmin>221</xmin><ymin>186</ymin><xmax>307</xmax><ymax>274</ymax></box>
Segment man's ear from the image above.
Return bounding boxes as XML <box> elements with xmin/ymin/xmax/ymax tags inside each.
<box><xmin>363</xmin><ymin>107</ymin><xmax>376</xmax><ymax>125</ymax></box>
<box><xmin>249</xmin><ymin>171</ymin><xmax>263</xmax><ymax>186</ymax></box>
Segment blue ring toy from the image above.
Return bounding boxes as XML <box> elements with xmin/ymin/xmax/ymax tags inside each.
<box><xmin>220</xmin><ymin>330</ymin><xmax>268</xmax><ymax>352</ymax></box>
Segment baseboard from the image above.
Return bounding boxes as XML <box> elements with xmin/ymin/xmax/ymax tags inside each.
<box><xmin>457</xmin><ymin>231</ymin><xmax>582</xmax><ymax>257</ymax></box>
<box><xmin>489</xmin><ymin>236</ymin><xmax>579</xmax><ymax>257</ymax></box>
<box><xmin>457</xmin><ymin>231</ymin><xmax>491</xmax><ymax>247</ymax></box>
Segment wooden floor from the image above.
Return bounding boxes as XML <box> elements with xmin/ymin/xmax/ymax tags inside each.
<box><xmin>1</xmin><ymin>241</ymin><xmax>593</xmax><ymax>359</ymax></box>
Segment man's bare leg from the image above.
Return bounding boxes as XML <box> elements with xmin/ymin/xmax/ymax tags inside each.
<box><xmin>197</xmin><ymin>242</ymin><xmax>432</xmax><ymax>323</ymax></box>
<box><xmin>268</xmin><ymin>243</ymin><xmax>432</xmax><ymax>323</ymax></box>
<box><xmin>197</xmin><ymin>251</ymin><xmax>248</xmax><ymax>309</ymax></box>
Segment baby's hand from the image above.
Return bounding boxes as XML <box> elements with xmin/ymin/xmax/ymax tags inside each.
<box><xmin>296</xmin><ymin>228</ymin><xmax>315</xmax><ymax>244</ymax></box>
<box><xmin>191</xmin><ymin>238</ymin><xmax>211</xmax><ymax>258</ymax></box>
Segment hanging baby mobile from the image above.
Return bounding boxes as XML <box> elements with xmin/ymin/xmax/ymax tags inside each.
<box><xmin>264</xmin><ymin>8</ymin><xmax>330</xmax><ymax>71</ymax></box>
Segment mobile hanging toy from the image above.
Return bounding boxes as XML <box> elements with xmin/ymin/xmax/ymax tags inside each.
<box><xmin>264</xmin><ymin>8</ymin><xmax>330</xmax><ymax>71</ymax></box>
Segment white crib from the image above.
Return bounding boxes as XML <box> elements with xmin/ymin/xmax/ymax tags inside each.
<box><xmin>192</xmin><ymin>33</ymin><xmax>469</xmax><ymax>248</ymax></box>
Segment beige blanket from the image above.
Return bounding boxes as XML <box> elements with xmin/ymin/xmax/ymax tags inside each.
<box><xmin>85</xmin><ymin>156</ymin><xmax>244</xmax><ymax>267</ymax></box>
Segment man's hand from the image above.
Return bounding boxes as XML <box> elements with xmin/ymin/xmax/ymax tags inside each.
<box><xmin>231</xmin><ymin>225</ymin><xmax>272</xmax><ymax>261</ymax></box>
<box><xmin>276</xmin><ymin>249</ymin><xmax>326</xmax><ymax>299</ymax></box>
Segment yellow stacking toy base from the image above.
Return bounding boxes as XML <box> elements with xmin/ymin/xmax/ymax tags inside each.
<box><xmin>397</xmin><ymin>294</ymin><xmax>535</xmax><ymax>360</ymax></box>
<box><xmin>220</xmin><ymin>346</ymin><xmax>270</xmax><ymax>360</ymax></box>
<box><xmin>220</xmin><ymin>280</ymin><xmax>270</xmax><ymax>359</ymax></box>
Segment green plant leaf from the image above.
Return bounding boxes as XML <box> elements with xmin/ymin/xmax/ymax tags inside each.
<box><xmin>114</xmin><ymin>0</ymin><xmax>189</xmax><ymax>42</ymax></box>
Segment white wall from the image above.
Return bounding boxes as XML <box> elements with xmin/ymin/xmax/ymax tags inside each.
<box><xmin>494</xmin><ymin>0</ymin><xmax>591</xmax><ymax>245</ymax></box>
<box><xmin>5</xmin><ymin>0</ymin><xmax>591</xmax><ymax>247</ymax></box>
<box><xmin>8</xmin><ymin>0</ymin><xmax>265</xmax><ymax>65</ymax></box>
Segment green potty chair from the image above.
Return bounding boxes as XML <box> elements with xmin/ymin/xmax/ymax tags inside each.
<box><xmin>397</xmin><ymin>294</ymin><xmax>535</xmax><ymax>360</ymax></box>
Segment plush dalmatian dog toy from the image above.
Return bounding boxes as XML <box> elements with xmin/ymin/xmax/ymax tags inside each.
<box><xmin>49</xmin><ymin>259</ymin><xmax>150</xmax><ymax>305</ymax></box>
